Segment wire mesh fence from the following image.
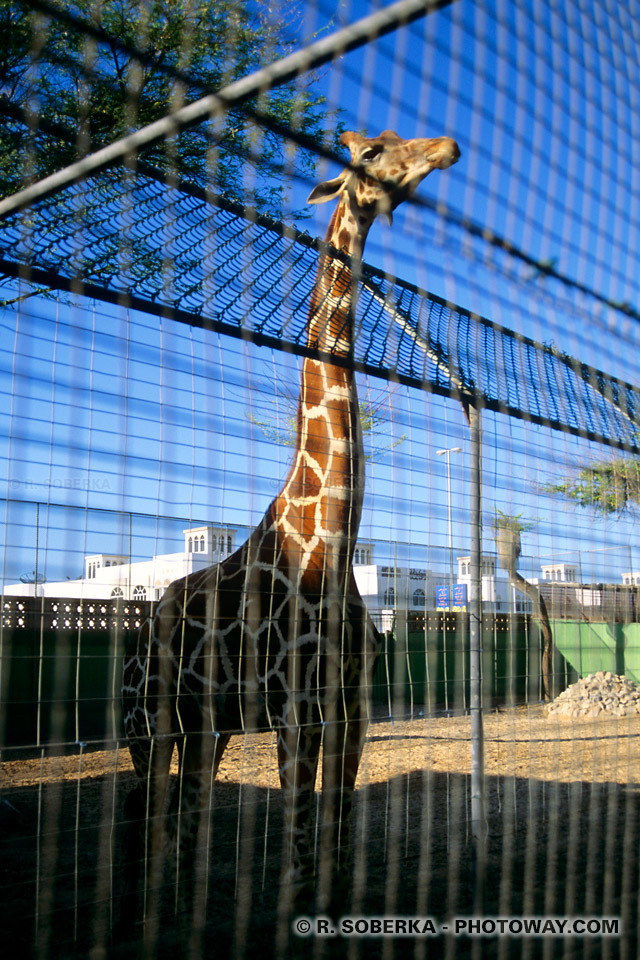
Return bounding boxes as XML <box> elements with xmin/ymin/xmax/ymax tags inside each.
<box><xmin>2</xmin><ymin>1</ymin><xmax>640</xmax><ymax>959</ymax></box>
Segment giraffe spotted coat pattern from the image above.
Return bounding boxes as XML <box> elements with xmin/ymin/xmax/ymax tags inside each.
<box><xmin>121</xmin><ymin>129</ymin><xmax>460</xmax><ymax>920</ymax></box>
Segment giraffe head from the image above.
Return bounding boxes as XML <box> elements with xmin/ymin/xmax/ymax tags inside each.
<box><xmin>308</xmin><ymin>129</ymin><xmax>460</xmax><ymax>225</ymax></box>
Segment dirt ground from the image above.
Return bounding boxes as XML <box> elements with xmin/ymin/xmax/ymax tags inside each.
<box><xmin>2</xmin><ymin>705</ymin><xmax>640</xmax><ymax>960</ymax></box>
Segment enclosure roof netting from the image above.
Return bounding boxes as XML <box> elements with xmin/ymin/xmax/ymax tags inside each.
<box><xmin>1</xmin><ymin>166</ymin><xmax>638</xmax><ymax>452</ymax></box>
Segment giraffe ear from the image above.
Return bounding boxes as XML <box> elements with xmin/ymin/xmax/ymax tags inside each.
<box><xmin>340</xmin><ymin>131</ymin><xmax>365</xmax><ymax>151</ymax></box>
<box><xmin>307</xmin><ymin>170</ymin><xmax>349</xmax><ymax>205</ymax></box>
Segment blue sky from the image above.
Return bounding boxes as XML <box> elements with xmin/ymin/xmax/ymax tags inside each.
<box><xmin>2</xmin><ymin>0</ymin><xmax>640</xmax><ymax>588</ymax></box>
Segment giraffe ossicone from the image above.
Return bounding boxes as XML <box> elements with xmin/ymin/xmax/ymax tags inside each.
<box><xmin>121</xmin><ymin>128</ymin><xmax>459</xmax><ymax>927</ymax></box>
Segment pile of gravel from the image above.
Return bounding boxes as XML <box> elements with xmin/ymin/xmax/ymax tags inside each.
<box><xmin>545</xmin><ymin>671</ymin><xmax>640</xmax><ymax>718</ymax></box>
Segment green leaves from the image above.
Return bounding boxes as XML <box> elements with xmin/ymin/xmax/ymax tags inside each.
<box><xmin>0</xmin><ymin>0</ymin><xmax>332</xmax><ymax>214</ymax></box>
<box><xmin>541</xmin><ymin>458</ymin><xmax>640</xmax><ymax>517</ymax></box>
<box><xmin>490</xmin><ymin>509</ymin><xmax>534</xmax><ymax>535</ymax></box>
<box><xmin>246</xmin><ymin>372</ymin><xmax>405</xmax><ymax>463</ymax></box>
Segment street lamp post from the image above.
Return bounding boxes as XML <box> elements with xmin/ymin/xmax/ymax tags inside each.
<box><xmin>437</xmin><ymin>446</ymin><xmax>461</xmax><ymax>608</ymax></box>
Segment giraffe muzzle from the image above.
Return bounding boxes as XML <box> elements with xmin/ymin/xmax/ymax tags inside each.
<box><xmin>425</xmin><ymin>137</ymin><xmax>461</xmax><ymax>169</ymax></box>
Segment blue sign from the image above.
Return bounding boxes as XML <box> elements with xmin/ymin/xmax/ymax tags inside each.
<box><xmin>453</xmin><ymin>584</ymin><xmax>467</xmax><ymax>607</ymax></box>
<box><xmin>437</xmin><ymin>584</ymin><xmax>467</xmax><ymax>610</ymax></box>
<box><xmin>436</xmin><ymin>585</ymin><xmax>449</xmax><ymax>608</ymax></box>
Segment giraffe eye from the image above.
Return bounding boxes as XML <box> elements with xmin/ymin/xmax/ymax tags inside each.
<box><xmin>360</xmin><ymin>146</ymin><xmax>383</xmax><ymax>164</ymax></box>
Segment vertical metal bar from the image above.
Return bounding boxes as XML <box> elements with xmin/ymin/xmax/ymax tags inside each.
<box><xmin>468</xmin><ymin>402</ymin><xmax>486</xmax><ymax>910</ymax></box>
<box><xmin>446</xmin><ymin>453</ymin><xmax>454</xmax><ymax>600</ymax></box>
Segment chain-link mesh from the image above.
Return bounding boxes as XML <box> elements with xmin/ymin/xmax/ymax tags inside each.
<box><xmin>2</xmin><ymin>166</ymin><xmax>639</xmax><ymax>451</ymax></box>
<box><xmin>3</xmin><ymin>1</ymin><xmax>640</xmax><ymax>959</ymax></box>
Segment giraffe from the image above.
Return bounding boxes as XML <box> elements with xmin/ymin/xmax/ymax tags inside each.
<box><xmin>121</xmin><ymin>129</ymin><xmax>460</xmax><ymax>925</ymax></box>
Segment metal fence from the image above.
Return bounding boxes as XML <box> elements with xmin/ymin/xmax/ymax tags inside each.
<box><xmin>2</xmin><ymin>1</ymin><xmax>640</xmax><ymax>959</ymax></box>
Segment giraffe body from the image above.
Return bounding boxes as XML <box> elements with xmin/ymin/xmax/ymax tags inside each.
<box><xmin>122</xmin><ymin>129</ymin><xmax>459</xmax><ymax>920</ymax></box>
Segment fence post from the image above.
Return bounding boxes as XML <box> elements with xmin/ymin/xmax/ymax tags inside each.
<box><xmin>468</xmin><ymin>401</ymin><xmax>486</xmax><ymax>909</ymax></box>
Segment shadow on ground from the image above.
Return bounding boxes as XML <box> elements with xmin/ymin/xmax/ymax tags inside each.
<box><xmin>1</xmin><ymin>760</ymin><xmax>638</xmax><ymax>960</ymax></box>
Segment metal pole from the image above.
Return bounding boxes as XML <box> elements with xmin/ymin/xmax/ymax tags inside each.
<box><xmin>35</xmin><ymin>501</ymin><xmax>40</xmax><ymax>599</ymax></box>
<box><xmin>447</xmin><ymin>455</ymin><xmax>453</xmax><ymax>601</ymax></box>
<box><xmin>437</xmin><ymin>447</ymin><xmax>461</xmax><ymax>608</ymax></box>
<box><xmin>467</xmin><ymin>402</ymin><xmax>486</xmax><ymax>910</ymax></box>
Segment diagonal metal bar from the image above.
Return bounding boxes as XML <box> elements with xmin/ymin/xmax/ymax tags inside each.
<box><xmin>2</xmin><ymin>152</ymin><xmax>639</xmax><ymax>455</ymax></box>
<box><xmin>361</xmin><ymin>276</ymin><xmax>468</xmax><ymax>395</ymax></box>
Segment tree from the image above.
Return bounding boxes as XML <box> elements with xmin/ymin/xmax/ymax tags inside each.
<box><xmin>541</xmin><ymin>455</ymin><xmax>640</xmax><ymax>517</ymax></box>
<box><xmin>490</xmin><ymin>510</ymin><xmax>554</xmax><ymax>700</ymax></box>
<box><xmin>0</xmin><ymin>0</ymin><xmax>338</xmax><ymax>306</ymax></box>
<box><xmin>246</xmin><ymin>372</ymin><xmax>406</xmax><ymax>462</ymax></box>
<box><xmin>0</xmin><ymin>0</ymin><xmax>333</xmax><ymax>211</ymax></box>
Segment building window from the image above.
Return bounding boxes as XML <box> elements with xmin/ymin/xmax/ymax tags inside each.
<box><xmin>200</xmin><ymin>535</ymin><xmax>206</xmax><ymax>552</ymax></box>
<box><xmin>132</xmin><ymin>585</ymin><xmax>146</xmax><ymax>600</ymax></box>
<box><xmin>413</xmin><ymin>588</ymin><xmax>425</xmax><ymax>607</ymax></box>
<box><xmin>110</xmin><ymin>587</ymin><xmax>124</xmax><ymax>599</ymax></box>
<box><xmin>383</xmin><ymin>587</ymin><xmax>395</xmax><ymax>606</ymax></box>
<box><xmin>188</xmin><ymin>537</ymin><xmax>193</xmax><ymax>553</ymax></box>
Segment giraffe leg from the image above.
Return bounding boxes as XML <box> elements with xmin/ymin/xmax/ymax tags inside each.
<box><xmin>117</xmin><ymin>733</ymin><xmax>176</xmax><ymax>936</ymax></box>
<box><xmin>276</xmin><ymin>722</ymin><xmax>323</xmax><ymax>910</ymax></box>
<box><xmin>317</xmin><ymin>709</ymin><xmax>367</xmax><ymax>915</ymax></box>
<box><xmin>167</xmin><ymin>730</ymin><xmax>231</xmax><ymax>929</ymax></box>
<box><xmin>119</xmin><ymin>612</ymin><xmax>180</xmax><ymax>935</ymax></box>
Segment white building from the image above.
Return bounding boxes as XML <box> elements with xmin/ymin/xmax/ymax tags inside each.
<box><xmin>3</xmin><ymin>526</ymin><xmax>237</xmax><ymax>602</ymax></box>
<box><xmin>2</xmin><ymin>527</ymin><xmax>440</xmax><ymax>631</ymax></box>
<box><xmin>353</xmin><ymin>562</ymin><xmax>438</xmax><ymax>631</ymax></box>
<box><xmin>456</xmin><ymin>554</ymin><xmax>532</xmax><ymax>613</ymax></box>
<box><xmin>3</xmin><ymin>528</ymin><xmax>386</xmax><ymax>607</ymax></box>
<box><xmin>539</xmin><ymin>562</ymin><xmax>578</xmax><ymax>583</ymax></box>
<box><xmin>5</xmin><ymin>528</ymin><xmax>583</xmax><ymax>623</ymax></box>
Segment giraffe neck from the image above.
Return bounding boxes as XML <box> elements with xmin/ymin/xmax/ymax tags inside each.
<box><xmin>270</xmin><ymin>193</ymin><xmax>373</xmax><ymax>584</ymax></box>
<box><xmin>307</xmin><ymin>199</ymin><xmax>369</xmax><ymax>354</ymax></box>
